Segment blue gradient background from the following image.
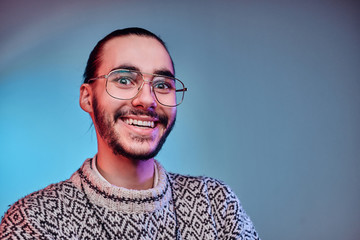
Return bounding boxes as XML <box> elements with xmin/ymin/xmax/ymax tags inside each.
<box><xmin>0</xmin><ymin>0</ymin><xmax>359</xmax><ymax>239</ymax></box>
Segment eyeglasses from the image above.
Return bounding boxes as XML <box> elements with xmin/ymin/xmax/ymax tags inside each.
<box><xmin>87</xmin><ymin>69</ymin><xmax>187</xmax><ymax>107</ymax></box>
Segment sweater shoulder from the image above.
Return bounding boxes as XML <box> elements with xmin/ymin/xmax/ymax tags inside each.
<box><xmin>0</xmin><ymin>180</ymin><xmax>79</xmax><ymax>238</ymax></box>
<box><xmin>7</xmin><ymin>179</ymin><xmax>77</xmax><ymax>211</ymax></box>
<box><xmin>1</xmin><ymin>180</ymin><xmax>78</xmax><ymax>226</ymax></box>
<box><xmin>168</xmin><ymin>173</ymin><xmax>260</xmax><ymax>239</ymax></box>
<box><xmin>169</xmin><ymin>172</ymin><xmax>232</xmax><ymax>190</ymax></box>
<box><xmin>168</xmin><ymin>172</ymin><xmax>236</xmax><ymax>200</ymax></box>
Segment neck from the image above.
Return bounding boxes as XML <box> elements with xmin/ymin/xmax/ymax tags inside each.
<box><xmin>96</xmin><ymin>143</ymin><xmax>155</xmax><ymax>190</ymax></box>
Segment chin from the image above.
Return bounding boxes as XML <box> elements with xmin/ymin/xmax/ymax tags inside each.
<box><xmin>109</xmin><ymin>138</ymin><xmax>162</xmax><ymax>161</ymax></box>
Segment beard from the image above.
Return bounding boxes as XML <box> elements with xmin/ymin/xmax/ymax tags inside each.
<box><xmin>92</xmin><ymin>96</ymin><xmax>176</xmax><ymax>160</ymax></box>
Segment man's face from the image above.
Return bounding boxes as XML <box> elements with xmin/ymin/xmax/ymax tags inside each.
<box><xmin>89</xmin><ymin>35</ymin><xmax>176</xmax><ymax>160</ymax></box>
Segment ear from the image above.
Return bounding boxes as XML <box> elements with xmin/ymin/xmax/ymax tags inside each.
<box><xmin>79</xmin><ymin>84</ymin><xmax>93</xmax><ymax>113</ymax></box>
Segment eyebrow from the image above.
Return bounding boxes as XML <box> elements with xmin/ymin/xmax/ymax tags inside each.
<box><xmin>154</xmin><ymin>70</ymin><xmax>174</xmax><ymax>78</ymax></box>
<box><xmin>111</xmin><ymin>64</ymin><xmax>175</xmax><ymax>78</ymax></box>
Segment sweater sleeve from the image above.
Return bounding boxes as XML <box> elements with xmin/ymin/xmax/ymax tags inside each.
<box><xmin>205</xmin><ymin>178</ymin><xmax>260</xmax><ymax>240</ymax></box>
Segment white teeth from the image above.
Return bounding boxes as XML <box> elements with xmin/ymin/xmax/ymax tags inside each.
<box><xmin>124</xmin><ymin>118</ymin><xmax>155</xmax><ymax>128</ymax></box>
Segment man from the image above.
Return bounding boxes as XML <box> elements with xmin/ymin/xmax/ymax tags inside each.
<box><xmin>0</xmin><ymin>27</ymin><xmax>260</xmax><ymax>239</ymax></box>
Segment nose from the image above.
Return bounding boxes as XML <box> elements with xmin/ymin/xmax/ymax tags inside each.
<box><xmin>131</xmin><ymin>81</ymin><xmax>157</xmax><ymax>109</ymax></box>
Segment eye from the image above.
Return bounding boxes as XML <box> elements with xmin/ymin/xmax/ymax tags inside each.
<box><xmin>110</xmin><ymin>74</ymin><xmax>137</xmax><ymax>89</ymax></box>
<box><xmin>153</xmin><ymin>78</ymin><xmax>175</xmax><ymax>94</ymax></box>
<box><xmin>116</xmin><ymin>77</ymin><xmax>133</xmax><ymax>85</ymax></box>
<box><xmin>154</xmin><ymin>81</ymin><xmax>170</xmax><ymax>89</ymax></box>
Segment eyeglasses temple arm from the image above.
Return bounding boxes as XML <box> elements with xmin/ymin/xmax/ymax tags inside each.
<box><xmin>176</xmin><ymin>88</ymin><xmax>188</xmax><ymax>92</ymax></box>
<box><xmin>87</xmin><ymin>75</ymin><xmax>107</xmax><ymax>83</ymax></box>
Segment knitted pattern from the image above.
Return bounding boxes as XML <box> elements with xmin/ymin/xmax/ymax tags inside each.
<box><xmin>0</xmin><ymin>159</ymin><xmax>260</xmax><ymax>239</ymax></box>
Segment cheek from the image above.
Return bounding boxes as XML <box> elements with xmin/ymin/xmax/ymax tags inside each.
<box><xmin>167</xmin><ymin>109</ymin><xmax>177</xmax><ymax>128</ymax></box>
<box><xmin>164</xmin><ymin>108</ymin><xmax>176</xmax><ymax>121</ymax></box>
<box><xmin>98</xmin><ymin>94</ymin><xmax>128</xmax><ymax>115</ymax></box>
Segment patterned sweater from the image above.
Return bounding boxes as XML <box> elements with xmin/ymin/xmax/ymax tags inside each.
<box><xmin>0</xmin><ymin>158</ymin><xmax>260</xmax><ymax>239</ymax></box>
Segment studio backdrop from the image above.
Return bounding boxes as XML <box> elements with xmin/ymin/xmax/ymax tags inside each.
<box><xmin>0</xmin><ymin>1</ymin><xmax>359</xmax><ymax>239</ymax></box>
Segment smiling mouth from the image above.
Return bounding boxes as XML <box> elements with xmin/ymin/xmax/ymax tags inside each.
<box><xmin>122</xmin><ymin>118</ymin><xmax>156</xmax><ymax>128</ymax></box>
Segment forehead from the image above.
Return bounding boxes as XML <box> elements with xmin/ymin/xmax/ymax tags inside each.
<box><xmin>99</xmin><ymin>35</ymin><xmax>173</xmax><ymax>74</ymax></box>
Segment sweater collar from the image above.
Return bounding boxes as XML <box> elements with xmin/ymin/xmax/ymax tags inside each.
<box><xmin>70</xmin><ymin>157</ymin><xmax>172</xmax><ymax>213</ymax></box>
<box><xmin>90</xmin><ymin>154</ymin><xmax>159</xmax><ymax>188</ymax></box>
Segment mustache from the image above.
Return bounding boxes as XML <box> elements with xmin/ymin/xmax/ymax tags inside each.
<box><xmin>114</xmin><ymin>109</ymin><xmax>168</xmax><ymax>126</ymax></box>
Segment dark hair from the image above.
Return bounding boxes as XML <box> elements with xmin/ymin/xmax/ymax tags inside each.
<box><xmin>83</xmin><ymin>27</ymin><xmax>175</xmax><ymax>83</ymax></box>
